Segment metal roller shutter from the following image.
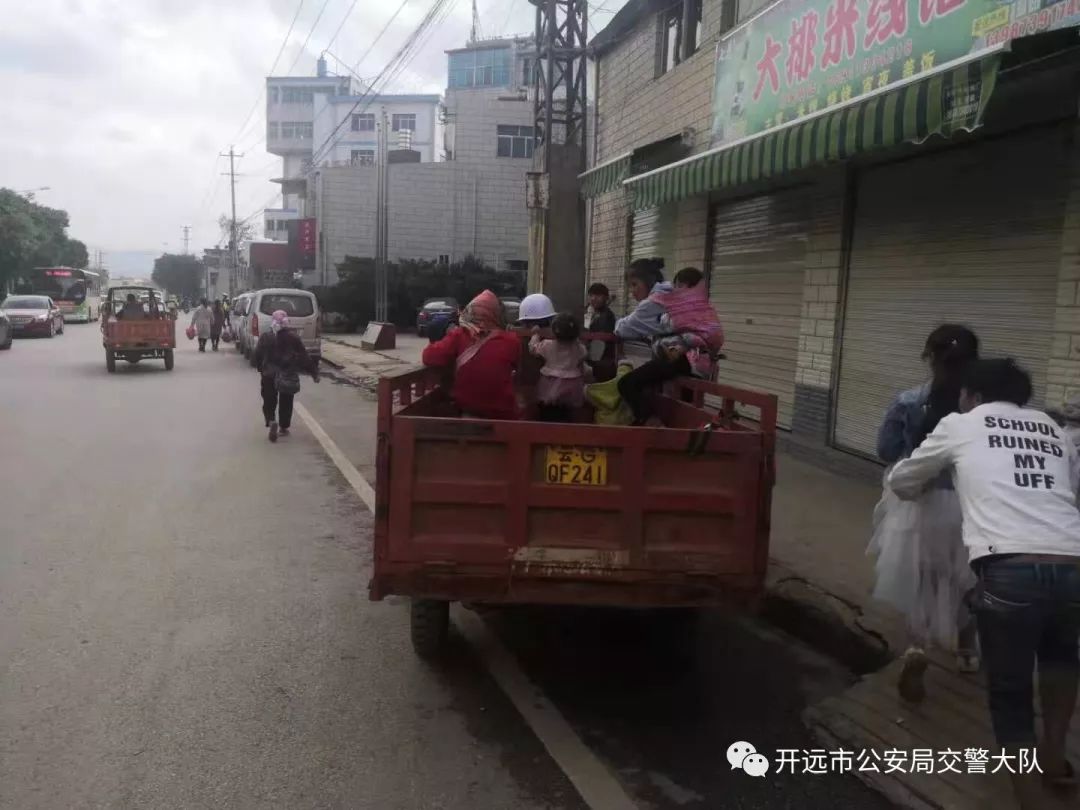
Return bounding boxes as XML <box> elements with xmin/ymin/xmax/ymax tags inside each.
<box><xmin>630</xmin><ymin>206</ymin><xmax>675</xmax><ymax>268</ymax></box>
<box><xmin>710</xmin><ymin>189</ymin><xmax>810</xmax><ymax>428</ymax></box>
<box><xmin>833</xmin><ymin>127</ymin><xmax>1068</xmax><ymax>458</ymax></box>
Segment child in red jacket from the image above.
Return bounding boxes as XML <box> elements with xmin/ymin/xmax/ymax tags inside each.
<box><xmin>421</xmin><ymin>290</ymin><xmax>520</xmax><ymax>420</ymax></box>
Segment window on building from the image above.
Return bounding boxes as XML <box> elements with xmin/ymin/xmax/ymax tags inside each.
<box><xmin>448</xmin><ymin>48</ymin><xmax>512</xmax><ymax>88</ymax></box>
<box><xmin>270</xmin><ymin>86</ymin><xmax>279</xmax><ymax>104</ymax></box>
<box><xmin>657</xmin><ymin>0</ymin><xmax>705</xmax><ymax>76</ymax></box>
<box><xmin>351</xmin><ymin>113</ymin><xmax>375</xmax><ymax>132</ymax></box>
<box><xmin>267</xmin><ymin>122</ymin><xmax>279</xmax><ymax>140</ymax></box>
<box><xmin>282</xmin><ymin>87</ymin><xmax>315</xmax><ymax>104</ymax></box>
<box><xmin>521</xmin><ymin>58</ymin><xmax>535</xmax><ymax>87</ymax></box>
<box><xmin>496</xmin><ymin>125</ymin><xmax>535</xmax><ymax>159</ymax></box>
<box><xmin>392</xmin><ymin>114</ymin><xmax>417</xmax><ymax>132</ymax></box>
<box><xmin>350</xmin><ymin>149</ymin><xmax>375</xmax><ymax>166</ymax></box>
<box><xmin>280</xmin><ymin>121</ymin><xmax>313</xmax><ymax>139</ymax></box>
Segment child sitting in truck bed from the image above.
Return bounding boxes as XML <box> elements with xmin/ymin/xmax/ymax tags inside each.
<box><xmin>617</xmin><ymin>268</ymin><xmax>724</xmax><ymax>424</ymax></box>
<box><xmin>652</xmin><ymin>267</ymin><xmax>724</xmax><ymax>377</ymax></box>
<box><xmin>422</xmin><ymin>290</ymin><xmax>520</xmax><ymax>420</ymax></box>
<box><xmin>529</xmin><ymin>312</ymin><xmax>587</xmax><ymax>422</ymax></box>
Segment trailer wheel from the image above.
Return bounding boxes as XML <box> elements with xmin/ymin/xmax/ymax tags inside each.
<box><xmin>106</xmin><ymin>352</ymin><xmax>116</xmax><ymax>373</ymax></box>
<box><xmin>410</xmin><ymin>599</ymin><xmax>450</xmax><ymax>660</ymax></box>
<box><xmin>164</xmin><ymin>350</ymin><xmax>174</xmax><ymax>370</ymax></box>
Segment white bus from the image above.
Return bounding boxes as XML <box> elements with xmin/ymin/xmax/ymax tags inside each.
<box><xmin>30</xmin><ymin>267</ymin><xmax>102</xmax><ymax>323</ymax></box>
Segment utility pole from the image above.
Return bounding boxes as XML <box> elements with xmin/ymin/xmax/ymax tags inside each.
<box><xmin>374</xmin><ymin>110</ymin><xmax>389</xmax><ymax>324</ymax></box>
<box><xmin>181</xmin><ymin>225</ymin><xmax>191</xmax><ymax>255</ymax></box>
<box><xmin>221</xmin><ymin>146</ymin><xmax>243</xmax><ymax>295</ymax></box>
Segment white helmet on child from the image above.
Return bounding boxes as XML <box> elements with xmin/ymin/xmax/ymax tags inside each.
<box><xmin>519</xmin><ymin>293</ymin><xmax>556</xmax><ymax>321</ymax></box>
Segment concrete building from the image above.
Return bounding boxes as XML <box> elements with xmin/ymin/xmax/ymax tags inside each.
<box><xmin>310</xmin><ymin>38</ymin><xmax>536</xmax><ymax>282</ymax></box>
<box><xmin>313</xmin><ymin>92</ymin><xmax>440</xmax><ymax>166</ymax></box>
<box><xmin>263</xmin><ymin>57</ymin><xmax>440</xmax><ymax>242</ymax></box>
<box><xmin>582</xmin><ymin>0</ymin><xmax>1080</xmax><ymax>470</ymax></box>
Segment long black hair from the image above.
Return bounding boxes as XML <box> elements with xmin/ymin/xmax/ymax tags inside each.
<box><xmin>916</xmin><ymin>324</ymin><xmax>979</xmax><ymax>445</ymax></box>
<box><xmin>626</xmin><ymin>257</ymin><xmax>665</xmax><ymax>289</ymax></box>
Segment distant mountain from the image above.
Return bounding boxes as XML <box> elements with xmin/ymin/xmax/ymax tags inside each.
<box><xmin>101</xmin><ymin>251</ymin><xmax>160</xmax><ymax>278</ymax></box>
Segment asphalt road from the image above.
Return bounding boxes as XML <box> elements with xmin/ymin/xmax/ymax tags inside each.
<box><xmin>0</xmin><ymin>324</ymin><xmax>891</xmax><ymax>810</ymax></box>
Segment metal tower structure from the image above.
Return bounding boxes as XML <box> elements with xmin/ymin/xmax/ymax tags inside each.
<box><xmin>527</xmin><ymin>0</ymin><xmax>588</xmax><ymax>308</ymax></box>
<box><xmin>532</xmin><ymin>0</ymin><xmax>587</xmax><ymax>160</ymax></box>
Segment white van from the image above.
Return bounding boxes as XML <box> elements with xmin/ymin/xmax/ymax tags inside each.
<box><xmin>245</xmin><ymin>288</ymin><xmax>321</xmax><ymax>365</ymax></box>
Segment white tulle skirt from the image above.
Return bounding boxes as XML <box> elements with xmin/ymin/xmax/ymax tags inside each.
<box><xmin>868</xmin><ymin>474</ymin><xmax>975</xmax><ymax>650</ymax></box>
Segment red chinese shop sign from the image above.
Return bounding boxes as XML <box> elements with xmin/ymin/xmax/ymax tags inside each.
<box><xmin>711</xmin><ymin>0</ymin><xmax>1080</xmax><ymax>145</ymax></box>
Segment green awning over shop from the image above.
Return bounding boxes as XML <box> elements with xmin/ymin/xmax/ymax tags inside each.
<box><xmin>624</xmin><ymin>46</ymin><xmax>1005</xmax><ymax>210</ymax></box>
<box><xmin>579</xmin><ymin>152</ymin><xmax>632</xmax><ymax>198</ymax></box>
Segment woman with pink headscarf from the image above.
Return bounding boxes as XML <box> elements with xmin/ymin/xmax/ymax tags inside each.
<box><xmin>254</xmin><ymin>309</ymin><xmax>320</xmax><ymax>442</ymax></box>
<box><xmin>422</xmin><ymin>290</ymin><xmax>520</xmax><ymax>420</ymax></box>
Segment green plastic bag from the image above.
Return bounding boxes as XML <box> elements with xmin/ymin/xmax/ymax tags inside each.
<box><xmin>586</xmin><ymin>363</ymin><xmax>633</xmax><ymax>426</ymax></box>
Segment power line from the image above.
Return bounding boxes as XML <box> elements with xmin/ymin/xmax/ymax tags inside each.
<box><xmin>310</xmin><ymin>0</ymin><xmax>455</xmax><ymax>167</ymax></box>
<box><xmin>323</xmin><ymin>0</ymin><xmax>364</xmax><ymax>54</ymax></box>
<box><xmin>229</xmin><ymin>0</ymin><xmax>307</xmax><ymax>146</ymax></box>
<box><xmin>353</xmin><ymin>0</ymin><xmax>411</xmax><ymax>74</ymax></box>
<box><xmin>285</xmin><ymin>0</ymin><xmax>334</xmax><ymax>75</ymax></box>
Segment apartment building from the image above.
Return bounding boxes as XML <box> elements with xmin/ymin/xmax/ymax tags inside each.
<box><xmin>310</xmin><ymin>38</ymin><xmax>536</xmax><ymax>281</ymax></box>
<box><xmin>263</xmin><ymin>57</ymin><xmax>439</xmax><ymax>242</ymax></box>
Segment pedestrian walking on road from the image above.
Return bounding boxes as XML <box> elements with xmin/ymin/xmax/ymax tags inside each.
<box><xmin>889</xmin><ymin>358</ymin><xmax>1080</xmax><ymax>810</ymax></box>
<box><xmin>870</xmin><ymin>324</ymin><xmax>980</xmax><ymax>702</ymax></box>
<box><xmin>210</xmin><ymin>300</ymin><xmax>226</xmax><ymax>351</ymax></box>
<box><xmin>255</xmin><ymin>309</ymin><xmax>319</xmax><ymax>442</ymax></box>
<box><xmin>189</xmin><ymin>299</ymin><xmax>213</xmax><ymax>352</ymax></box>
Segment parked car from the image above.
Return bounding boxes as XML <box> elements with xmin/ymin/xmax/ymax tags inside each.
<box><xmin>0</xmin><ymin>295</ymin><xmax>65</xmax><ymax>338</ymax></box>
<box><xmin>244</xmin><ymin>288</ymin><xmax>321</xmax><ymax>366</ymax></box>
<box><xmin>416</xmin><ymin>298</ymin><xmax>459</xmax><ymax>337</ymax></box>
<box><xmin>231</xmin><ymin>292</ymin><xmax>255</xmax><ymax>357</ymax></box>
<box><xmin>0</xmin><ymin>310</ymin><xmax>12</xmax><ymax>349</ymax></box>
<box><xmin>499</xmin><ymin>297</ymin><xmax>521</xmax><ymax>323</ymax></box>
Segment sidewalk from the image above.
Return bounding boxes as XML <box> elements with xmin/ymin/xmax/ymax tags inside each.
<box><xmin>318</xmin><ymin>338</ymin><xmax>1077</xmax><ymax>810</ymax></box>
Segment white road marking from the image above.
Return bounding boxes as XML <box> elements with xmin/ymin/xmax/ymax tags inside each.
<box><xmin>454</xmin><ymin>608</ymin><xmax>640</xmax><ymax>810</ymax></box>
<box><xmin>294</xmin><ymin>402</ymin><xmax>376</xmax><ymax>512</ymax></box>
<box><xmin>295</xmin><ymin>401</ymin><xmax>639</xmax><ymax>810</ymax></box>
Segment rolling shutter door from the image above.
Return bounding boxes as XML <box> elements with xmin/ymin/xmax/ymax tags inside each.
<box><xmin>710</xmin><ymin>189</ymin><xmax>810</xmax><ymax>428</ymax></box>
<box><xmin>630</xmin><ymin>206</ymin><xmax>675</xmax><ymax>267</ymax></box>
<box><xmin>833</xmin><ymin>127</ymin><xmax>1067</xmax><ymax>457</ymax></box>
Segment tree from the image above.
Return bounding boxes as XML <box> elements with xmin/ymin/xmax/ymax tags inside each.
<box><xmin>0</xmin><ymin>189</ymin><xmax>89</xmax><ymax>292</ymax></box>
<box><xmin>218</xmin><ymin>214</ymin><xmax>256</xmax><ymax>252</ymax></box>
<box><xmin>152</xmin><ymin>253</ymin><xmax>204</xmax><ymax>300</ymax></box>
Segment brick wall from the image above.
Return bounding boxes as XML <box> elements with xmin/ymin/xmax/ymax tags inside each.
<box><xmin>1047</xmin><ymin>133</ymin><xmax>1080</xmax><ymax>408</ymax></box>
<box><xmin>793</xmin><ymin>172</ymin><xmax>846</xmax><ymax>441</ymax></box>
<box><xmin>587</xmin><ymin>0</ymin><xmax>724</xmax><ymax>309</ymax></box>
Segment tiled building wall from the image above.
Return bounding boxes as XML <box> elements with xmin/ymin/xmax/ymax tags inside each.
<box><xmin>587</xmin><ymin>0</ymin><xmax>725</xmax><ymax>308</ymax></box>
<box><xmin>1048</xmin><ymin>128</ymin><xmax>1080</xmax><ymax>409</ymax></box>
<box><xmin>315</xmin><ymin>162</ymin><xmax>530</xmax><ymax>273</ymax></box>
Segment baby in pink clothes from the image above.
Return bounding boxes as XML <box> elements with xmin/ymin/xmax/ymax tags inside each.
<box><xmin>529</xmin><ymin>312</ymin><xmax>587</xmax><ymax>422</ymax></box>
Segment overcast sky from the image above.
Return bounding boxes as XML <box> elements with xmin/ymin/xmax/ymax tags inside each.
<box><xmin>1</xmin><ymin>0</ymin><xmax>620</xmax><ymax>275</ymax></box>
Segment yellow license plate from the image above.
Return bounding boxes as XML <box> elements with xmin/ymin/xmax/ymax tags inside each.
<box><xmin>544</xmin><ymin>446</ymin><xmax>608</xmax><ymax>486</ymax></box>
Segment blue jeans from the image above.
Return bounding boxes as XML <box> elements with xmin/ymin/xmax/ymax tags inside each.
<box><xmin>973</xmin><ymin>557</ymin><xmax>1080</xmax><ymax>747</ymax></box>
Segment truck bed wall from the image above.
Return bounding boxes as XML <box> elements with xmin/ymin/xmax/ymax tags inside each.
<box><xmin>372</xmin><ymin>368</ymin><xmax>776</xmax><ymax>607</ymax></box>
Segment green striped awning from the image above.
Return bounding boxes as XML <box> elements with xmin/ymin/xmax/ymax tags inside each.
<box><xmin>579</xmin><ymin>152</ymin><xmax>632</xmax><ymax>198</ymax></box>
<box><xmin>625</xmin><ymin>47</ymin><xmax>1004</xmax><ymax>210</ymax></box>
